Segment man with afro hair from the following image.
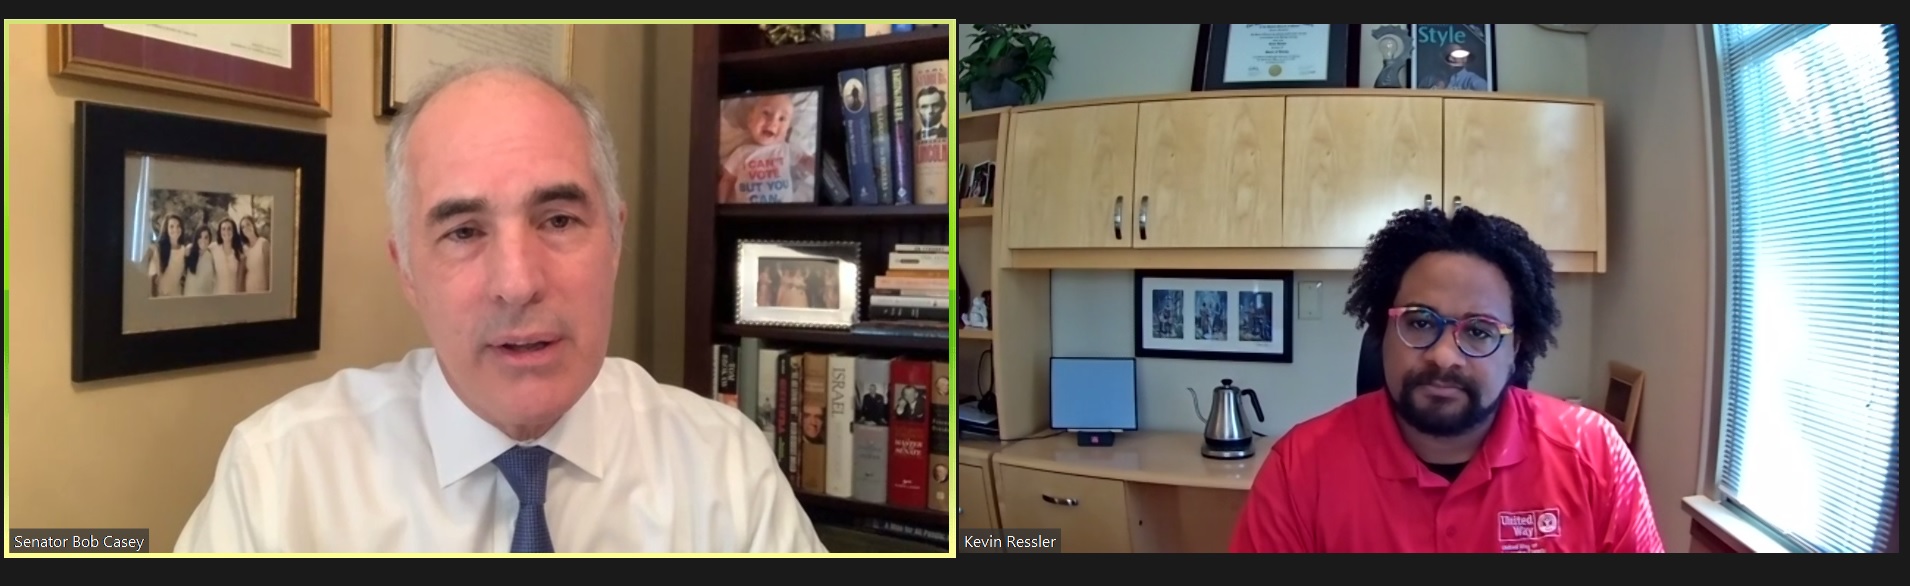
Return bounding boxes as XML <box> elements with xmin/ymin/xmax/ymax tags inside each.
<box><xmin>1230</xmin><ymin>206</ymin><xmax>1663</xmax><ymax>553</ymax></box>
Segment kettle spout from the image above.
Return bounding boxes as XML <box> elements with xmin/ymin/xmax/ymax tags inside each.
<box><xmin>1186</xmin><ymin>387</ymin><xmax>1209</xmax><ymax>424</ymax></box>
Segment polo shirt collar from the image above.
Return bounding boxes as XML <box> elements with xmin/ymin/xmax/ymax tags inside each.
<box><xmin>1362</xmin><ymin>386</ymin><xmax>1531</xmax><ymax>486</ymax></box>
<box><xmin>420</xmin><ymin>352</ymin><xmax>608</xmax><ymax>488</ymax></box>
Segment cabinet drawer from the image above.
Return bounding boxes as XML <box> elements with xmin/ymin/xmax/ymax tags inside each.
<box><xmin>957</xmin><ymin>464</ymin><xmax>998</xmax><ymax>530</ymax></box>
<box><xmin>994</xmin><ymin>465</ymin><xmax>1133</xmax><ymax>553</ymax></box>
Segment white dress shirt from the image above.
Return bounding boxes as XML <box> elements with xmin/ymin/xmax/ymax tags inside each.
<box><xmin>175</xmin><ymin>348</ymin><xmax>828</xmax><ymax>553</ymax></box>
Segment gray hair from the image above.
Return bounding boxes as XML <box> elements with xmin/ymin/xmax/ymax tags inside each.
<box><xmin>384</xmin><ymin>60</ymin><xmax>625</xmax><ymax>273</ymax></box>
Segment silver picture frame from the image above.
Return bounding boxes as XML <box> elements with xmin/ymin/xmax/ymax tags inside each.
<box><xmin>735</xmin><ymin>239</ymin><xmax>862</xmax><ymax>330</ymax></box>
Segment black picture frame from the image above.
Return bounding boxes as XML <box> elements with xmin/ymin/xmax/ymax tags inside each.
<box><xmin>1406</xmin><ymin>24</ymin><xmax>1499</xmax><ymax>91</ymax></box>
<box><xmin>72</xmin><ymin>102</ymin><xmax>328</xmax><ymax>382</ymax></box>
<box><xmin>1133</xmin><ymin>269</ymin><xmax>1295</xmax><ymax>363</ymax></box>
<box><xmin>1192</xmin><ymin>24</ymin><xmax>1361</xmax><ymax>91</ymax></box>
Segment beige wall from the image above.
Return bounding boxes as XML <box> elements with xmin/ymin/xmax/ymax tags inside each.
<box><xmin>4</xmin><ymin>23</ymin><xmax>691</xmax><ymax>551</ymax></box>
<box><xmin>1585</xmin><ymin>23</ymin><xmax>1716</xmax><ymax>555</ymax></box>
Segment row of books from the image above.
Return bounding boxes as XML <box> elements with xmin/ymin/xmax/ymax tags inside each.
<box><xmin>834</xmin><ymin>60</ymin><xmax>950</xmax><ymax>206</ymax></box>
<box><xmin>819</xmin><ymin>24</ymin><xmax>944</xmax><ymax>41</ymax></box>
<box><xmin>713</xmin><ymin>342</ymin><xmax>950</xmax><ymax>513</ymax></box>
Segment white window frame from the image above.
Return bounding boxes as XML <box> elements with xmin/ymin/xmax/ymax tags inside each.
<box><xmin>1698</xmin><ymin>23</ymin><xmax>1900</xmax><ymax>554</ymax></box>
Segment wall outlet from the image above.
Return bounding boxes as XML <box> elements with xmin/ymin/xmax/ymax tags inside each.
<box><xmin>1298</xmin><ymin>280</ymin><xmax>1323</xmax><ymax>320</ymax></box>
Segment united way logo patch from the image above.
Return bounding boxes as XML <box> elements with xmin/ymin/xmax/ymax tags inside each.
<box><xmin>1498</xmin><ymin>508</ymin><xmax>1562</xmax><ymax>552</ymax></box>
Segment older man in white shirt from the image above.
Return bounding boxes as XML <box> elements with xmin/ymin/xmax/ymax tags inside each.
<box><xmin>175</xmin><ymin>61</ymin><xmax>827</xmax><ymax>553</ymax></box>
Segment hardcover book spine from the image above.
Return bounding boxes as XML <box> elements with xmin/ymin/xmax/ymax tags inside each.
<box><xmin>852</xmin><ymin>356</ymin><xmax>892</xmax><ymax>504</ymax></box>
<box><xmin>887</xmin><ymin>64</ymin><xmax>915</xmax><ymax>204</ymax></box>
<box><xmin>836</xmin><ymin>69</ymin><xmax>880</xmax><ymax>206</ymax></box>
<box><xmin>928</xmin><ymin>361</ymin><xmax>951</xmax><ymax>512</ymax></box>
<box><xmin>886</xmin><ymin>358</ymin><xmax>931</xmax><ymax>509</ymax></box>
<box><xmin>909</xmin><ymin>60</ymin><xmax>950</xmax><ymax>205</ymax></box>
<box><xmin>866</xmin><ymin>66</ymin><xmax>894</xmax><ymax>205</ymax></box>
<box><xmin>800</xmin><ymin>353</ymin><xmax>830</xmax><ymax>494</ymax></box>
<box><xmin>825</xmin><ymin>355</ymin><xmax>858</xmax><ymax>498</ymax></box>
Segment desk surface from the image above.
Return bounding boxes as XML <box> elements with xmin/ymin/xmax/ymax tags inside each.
<box><xmin>981</xmin><ymin>431</ymin><xmax>1272</xmax><ymax>491</ymax></box>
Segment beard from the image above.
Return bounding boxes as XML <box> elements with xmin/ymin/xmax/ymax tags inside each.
<box><xmin>1387</xmin><ymin>367</ymin><xmax>1505</xmax><ymax>437</ymax></box>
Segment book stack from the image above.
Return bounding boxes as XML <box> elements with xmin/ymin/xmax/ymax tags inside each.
<box><xmin>852</xmin><ymin>244</ymin><xmax>948</xmax><ymax>339</ymax></box>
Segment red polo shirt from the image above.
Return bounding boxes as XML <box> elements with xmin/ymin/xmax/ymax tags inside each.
<box><xmin>1231</xmin><ymin>387</ymin><xmax>1664</xmax><ymax>553</ymax></box>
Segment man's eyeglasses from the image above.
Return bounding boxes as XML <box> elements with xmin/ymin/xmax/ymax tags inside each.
<box><xmin>1387</xmin><ymin>306</ymin><xmax>1513</xmax><ymax>358</ymax></box>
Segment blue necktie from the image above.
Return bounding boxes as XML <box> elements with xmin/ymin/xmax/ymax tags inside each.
<box><xmin>494</xmin><ymin>446</ymin><xmax>555</xmax><ymax>553</ymax></box>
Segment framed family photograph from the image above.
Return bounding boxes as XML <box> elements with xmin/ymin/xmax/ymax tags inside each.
<box><xmin>376</xmin><ymin>24</ymin><xmax>573</xmax><ymax>117</ymax></box>
<box><xmin>72</xmin><ymin>102</ymin><xmax>327</xmax><ymax>382</ymax></box>
<box><xmin>1408</xmin><ymin>24</ymin><xmax>1497</xmax><ymax>91</ymax></box>
<box><xmin>734</xmin><ymin>240</ymin><xmax>861</xmax><ymax>330</ymax></box>
<box><xmin>1191</xmin><ymin>24</ymin><xmax>1360</xmax><ymax>91</ymax></box>
<box><xmin>1133</xmin><ymin>270</ymin><xmax>1294</xmax><ymax>363</ymax></box>
<box><xmin>49</xmin><ymin>24</ymin><xmax>333</xmax><ymax>117</ymax></box>
<box><xmin>716</xmin><ymin>87</ymin><xmax>822</xmax><ymax>205</ymax></box>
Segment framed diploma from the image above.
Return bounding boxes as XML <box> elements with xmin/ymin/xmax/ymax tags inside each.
<box><xmin>1191</xmin><ymin>24</ymin><xmax>1359</xmax><ymax>91</ymax></box>
<box><xmin>375</xmin><ymin>24</ymin><xmax>575</xmax><ymax>118</ymax></box>
<box><xmin>48</xmin><ymin>24</ymin><xmax>333</xmax><ymax>117</ymax></box>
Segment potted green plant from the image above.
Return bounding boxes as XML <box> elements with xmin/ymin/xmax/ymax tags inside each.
<box><xmin>958</xmin><ymin>24</ymin><xmax>1057</xmax><ymax>110</ymax></box>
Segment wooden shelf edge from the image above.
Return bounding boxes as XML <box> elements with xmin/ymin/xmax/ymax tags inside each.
<box><xmin>719</xmin><ymin>204</ymin><xmax>948</xmax><ymax>220</ymax></box>
<box><xmin>957</xmin><ymin>329</ymin><xmax>993</xmax><ymax>341</ymax></box>
<box><xmin>795</xmin><ymin>491</ymin><xmax>950</xmax><ymax>529</ymax></box>
<box><xmin>956</xmin><ymin>208</ymin><xmax>995</xmax><ymax>220</ymax></box>
<box><xmin>719</xmin><ymin>324</ymin><xmax>948</xmax><ymax>351</ymax></box>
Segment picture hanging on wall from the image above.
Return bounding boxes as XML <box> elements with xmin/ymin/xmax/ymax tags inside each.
<box><xmin>71</xmin><ymin>102</ymin><xmax>328</xmax><ymax>382</ymax></box>
<box><xmin>1191</xmin><ymin>24</ymin><xmax>1361</xmax><ymax>91</ymax></box>
<box><xmin>1407</xmin><ymin>24</ymin><xmax>1498</xmax><ymax>91</ymax></box>
<box><xmin>376</xmin><ymin>24</ymin><xmax>574</xmax><ymax>117</ymax></box>
<box><xmin>1133</xmin><ymin>269</ymin><xmax>1295</xmax><ymax>363</ymax></box>
<box><xmin>48</xmin><ymin>24</ymin><xmax>333</xmax><ymax>117</ymax></box>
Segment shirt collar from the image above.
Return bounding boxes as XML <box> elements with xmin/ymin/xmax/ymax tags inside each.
<box><xmin>1361</xmin><ymin>386</ymin><xmax>1531</xmax><ymax>486</ymax></box>
<box><xmin>420</xmin><ymin>352</ymin><xmax>608</xmax><ymax>488</ymax></box>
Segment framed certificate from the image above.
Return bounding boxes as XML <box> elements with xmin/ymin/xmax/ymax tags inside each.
<box><xmin>48</xmin><ymin>24</ymin><xmax>333</xmax><ymax>117</ymax></box>
<box><xmin>1191</xmin><ymin>24</ymin><xmax>1359</xmax><ymax>91</ymax></box>
<box><xmin>375</xmin><ymin>24</ymin><xmax>574</xmax><ymax>118</ymax></box>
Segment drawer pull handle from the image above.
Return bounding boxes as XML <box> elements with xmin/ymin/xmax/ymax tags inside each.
<box><xmin>1041</xmin><ymin>494</ymin><xmax>1080</xmax><ymax>507</ymax></box>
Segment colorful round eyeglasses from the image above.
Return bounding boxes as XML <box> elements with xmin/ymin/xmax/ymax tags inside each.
<box><xmin>1388</xmin><ymin>306</ymin><xmax>1514</xmax><ymax>358</ymax></box>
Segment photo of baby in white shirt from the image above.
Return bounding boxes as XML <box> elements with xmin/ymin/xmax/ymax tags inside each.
<box><xmin>717</xmin><ymin>90</ymin><xmax>819</xmax><ymax>204</ymax></box>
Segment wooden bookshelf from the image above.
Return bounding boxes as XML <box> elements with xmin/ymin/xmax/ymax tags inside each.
<box><xmin>685</xmin><ymin>24</ymin><xmax>953</xmax><ymax>545</ymax></box>
<box><xmin>719</xmin><ymin>324</ymin><xmax>947</xmax><ymax>351</ymax></box>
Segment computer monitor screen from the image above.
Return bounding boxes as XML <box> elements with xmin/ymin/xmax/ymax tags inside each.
<box><xmin>1050</xmin><ymin>357</ymin><xmax>1139</xmax><ymax>431</ymax></box>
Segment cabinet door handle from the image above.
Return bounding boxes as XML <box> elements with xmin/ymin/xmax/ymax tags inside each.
<box><xmin>1138</xmin><ymin>195</ymin><xmax>1150</xmax><ymax>240</ymax></box>
<box><xmin>1452</xmin><ymin>195</ymin><xmax>1465</xmax><ymax>210</ymax></box>
<box><xmin>1041</xmin><ymin>494</ymin><xmax>1080</xmax><ymax>507</ymax></box>
<box><xmin>1112</xmin><ymin>196</ymin><xmax>1125</xmax><ymax>240</ymax></box>
<box><xmin>958</xmin><ymin>506</ymin><xmax>965</xmax><ymax>515</ymax></box>
<box><xmin>1423</xmin><ymin>194</ymin><xmax>1435</xmax><ymax>210</ymax></box>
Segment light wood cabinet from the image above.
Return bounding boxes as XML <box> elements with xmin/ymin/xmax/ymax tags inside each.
<box><xmin>1282</xmin><ymin>95</ymin><xmax>1444</xmax><ymax>248</ymax></box>
<box><xmin>993</xmin><ymin>465</ymin><xmax>1135</xmax><ymax>553</ymax></box>
<box><xmin>1443</xmin><ymin>98</ymin><xmax>1603</xmax><ymax>253</ymax></box>
<box><xmin>956</xmin><ymin>463</ymin><xmax>998</xmax><ymax>531</ymax></box>
<box><xmin>1000</xmin><ymin>103</ymin><xmax>1138</xmax><ymax>249</ymax></box>
<box><xmin>1132</xmin><ymin>97</ymin><xmax>1288</xmax><ymax>248</ymax></box>
<box><xmin>996</xmin><ymin>89</ymin><xmax>1608</xmax><ymax>273</ymax></box>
